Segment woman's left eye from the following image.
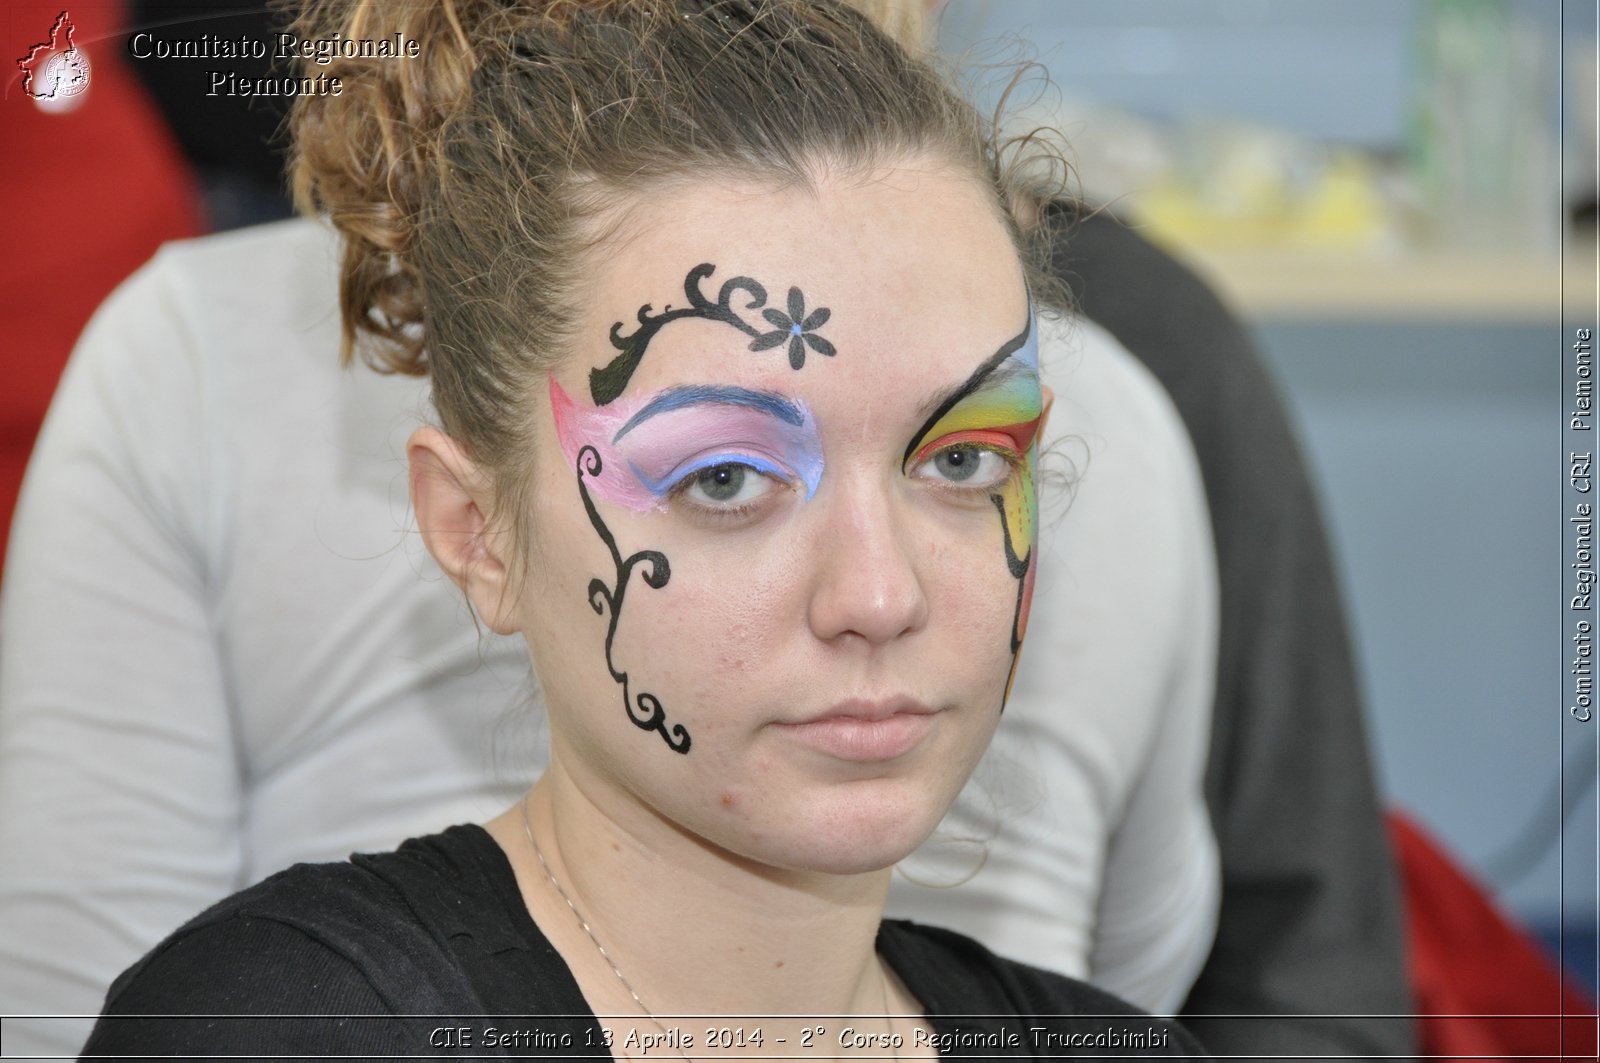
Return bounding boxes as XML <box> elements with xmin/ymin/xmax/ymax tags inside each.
<box><xmin>672</xmin><ymin>462</ymin><xmax>779</xmax><ymax>509</ymax></box>
<box><xmin>913</xmin><ymin>445</ymin><xmax>1017</xmax><ymax>490</ymax></box>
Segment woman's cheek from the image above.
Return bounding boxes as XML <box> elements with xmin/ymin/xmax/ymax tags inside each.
<box><xmin>618</xmin><ymin>536</ymin><xmax>795</xmax><ymax>692</ymax></box>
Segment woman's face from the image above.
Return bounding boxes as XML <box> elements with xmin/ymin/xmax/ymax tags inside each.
<box><xmin>518</xmin><ymin>159</ymin><xmax>1042</xmax><ymax>875</ymax></box>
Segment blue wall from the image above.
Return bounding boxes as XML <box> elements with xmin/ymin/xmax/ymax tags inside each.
<box><xmin>939</xmin><ymin>0</ymin><xmax>1418</xmax><ymax>145</ymax></box>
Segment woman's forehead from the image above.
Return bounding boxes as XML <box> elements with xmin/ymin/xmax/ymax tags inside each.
<box><xmin>567</xmin><ymin>164</ymin><xmax>1029</xmax><ymax>412</ymax></box>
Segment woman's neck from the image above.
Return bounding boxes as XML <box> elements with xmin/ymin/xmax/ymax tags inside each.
<box><xmin>484</xmin><ymin>768</ymin><xmax>900</xmax><ymax>1022</ymax></box>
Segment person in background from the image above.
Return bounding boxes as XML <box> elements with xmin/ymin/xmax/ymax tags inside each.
<box><xmin>1052</xmin><ymin>201</ymin><xmax>1412</xmax><ymax>1056</ymax></box>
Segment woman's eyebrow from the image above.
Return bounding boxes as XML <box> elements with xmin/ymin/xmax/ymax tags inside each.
<box><xmin>611</xmin><ymin>384</ymin><xmax>806</xmax><ymax>443</ymax></box>
<box><xmin>903</xmin><ymin>318</ymin><xmax>1038</xmax><ymax>467</ymax></box>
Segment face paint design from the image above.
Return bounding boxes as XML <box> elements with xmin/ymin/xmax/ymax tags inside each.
<box><xmin>551</xmin><ymin>379</ymin><xmax>825</xmax><ymax>513</ymax></box>
<box><xmin>565</xmin><ymin>263</ymin><xmax>834</xmax><ymax>756</ymax></box>
<box><xmin>589</xmin><ymin>264</ymin><xmax>836</xmax><ymax>405</ymax></box>
<box><xmin>571</xmin><ymin>442</ymin><xmax>690</xmax><ymax>754</ymax></box>
<box><xmin>902</xmin><ymin>310</ymin><xmax>1043</xmax><ymax>708</ymax></box>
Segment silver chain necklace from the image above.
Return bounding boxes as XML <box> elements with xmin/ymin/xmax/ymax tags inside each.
<box><xmin>520</xmin><ymin>795</ymin><xmax>655</xmax><ymax>1014</ymax></box>
<box><xmin>517</xmin><ymin>796</ymin><xmax>902</xmax><ymax>1059</ymax></box>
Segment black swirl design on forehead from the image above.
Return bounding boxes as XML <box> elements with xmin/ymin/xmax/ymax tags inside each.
<box><xmin>589</xmin><ymin>263</ymin><xmax>836</xmax><ymax>405</ymax></box>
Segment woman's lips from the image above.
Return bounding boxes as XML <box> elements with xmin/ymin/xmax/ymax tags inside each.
<box><xmin>772</xmin><ymin>700</ymin><xmax>937</xmax><ymax>762</ymax></box>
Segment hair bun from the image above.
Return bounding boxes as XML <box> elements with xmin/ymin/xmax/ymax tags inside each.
<box><xmin>289</xmin><ymin>0</ymin><xmax>495</xmax><ymax>374</ymax></box>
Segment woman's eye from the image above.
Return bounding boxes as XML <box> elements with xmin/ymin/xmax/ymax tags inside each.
<box><xmin>676</xmin><ymin>463</ymin><xmax>777</xmax><ymax>509</ymax></box>
<box><xmin>915</xmin><ymin>445</ymin><xmax>1016</xmax><ymax>490</ymax></box>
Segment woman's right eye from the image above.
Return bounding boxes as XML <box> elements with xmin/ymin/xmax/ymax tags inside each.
<box><xmin>672</xmin><ymin>462</ymin><xmax>780</xmax><ymax>511</ymax></box>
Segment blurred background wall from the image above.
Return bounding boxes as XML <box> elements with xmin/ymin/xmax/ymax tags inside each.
<box><xmin>939</xmin><ymin>0</ymin><xmax>1597</xmax><ymax>991</ymax></box>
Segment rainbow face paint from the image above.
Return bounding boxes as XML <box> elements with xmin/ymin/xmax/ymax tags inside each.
<box><xmin>902</xmin><ymin>310</ymin><xmax>1043</xmax><ymax>706</ymax></box>
<box><xmin>550</xmin><ymin>378</ymin><xmax>825</xmax><ymax>512</ymax></box>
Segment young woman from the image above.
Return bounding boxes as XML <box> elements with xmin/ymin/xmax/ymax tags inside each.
<box><xmin>81</xmin><ymin>1</ymin><xmax>1205</xmax><ymax>1056</ymax></box>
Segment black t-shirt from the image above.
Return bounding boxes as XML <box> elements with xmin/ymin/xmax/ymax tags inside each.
<box><xmin>82</xmin><ymin>825</ymin><xmax>1206</xmax><ymax>1059</ymax></box>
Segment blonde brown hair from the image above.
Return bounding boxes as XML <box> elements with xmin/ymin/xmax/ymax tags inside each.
<box><xmin>289</xmin><ymin>0</ymin><xmax>1064</xmax><ymax>548</ymax></box>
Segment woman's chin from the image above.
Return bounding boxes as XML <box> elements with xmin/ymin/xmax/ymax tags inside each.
<box><xmin>727</xmin><ymin>796</ymin><xmax>949</xmax><ymax>878</ymax></box>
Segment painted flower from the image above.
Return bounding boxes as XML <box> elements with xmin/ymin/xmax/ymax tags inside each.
<box><xmin>750</xmin><ymin>286</ymin><xmax>836</xmax><ymax>369</ymax></box>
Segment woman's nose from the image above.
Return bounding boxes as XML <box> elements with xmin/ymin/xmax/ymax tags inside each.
<box><xmin>804</xmin><ymin>478</ymin><xmax>930</xmax><ymax>647</ymax></box>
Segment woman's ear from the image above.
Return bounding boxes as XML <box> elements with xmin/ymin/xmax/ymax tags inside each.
<box><xmin>1039</xmin><ymin>384</ymin><xmax>1055</xmax><ymax>438</ymax></box>
<box><xmin>408</xmin><ymin>426</ymin><xmax>522</xmax><ymax>635</ymax></box>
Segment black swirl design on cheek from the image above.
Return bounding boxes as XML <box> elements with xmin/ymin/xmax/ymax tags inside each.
<box><xmin>991</xmin><ymin>494</ymin><xmax>1031</xmax><ymax>651</ymax></box>
<box><xmin>589</xmin><ymin>263</ymin><xmax>835</xmax><ymax>405</ymax></box>
<box><xmin>992</xmin><ymin>494</ymin><xmax>1032</xmax><ymax>714</ymax></box>
<box><xmin>900</xmin><ymin>312</ymin><xmax>1037</xmax><ymax>714</ymax></box>
<box><xmin>576</xmin><ymin>445</ymin><xmax>691</xmax><ymax>754</ymax></box>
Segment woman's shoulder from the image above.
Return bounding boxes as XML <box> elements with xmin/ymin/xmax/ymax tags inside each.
<box><xmin>84</xmin><ymin>826</ymin><xmax>497</xmax><ymax>1054</ymax></box>
<box><xmin>116</xmin><ymin>824</ymin><xmax>498</xmax><ymax>996</ymax></box>
<box><xmin>879</xmin><ymin>919</ymin><xmax>1211</xmax><ymax>1057</ymax></box>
